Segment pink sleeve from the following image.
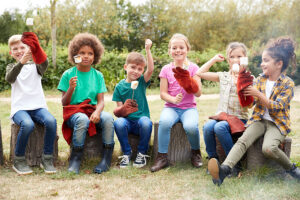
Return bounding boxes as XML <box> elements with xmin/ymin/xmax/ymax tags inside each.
<box><xmin>159</xmin><ymin>64</ymin><xmax>170</xmax><ymax>78</ymax></box>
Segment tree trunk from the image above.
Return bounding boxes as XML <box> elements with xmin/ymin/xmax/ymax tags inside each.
<box><xmin>10</xmin><ymin>123</ymin><xmax>59</xmax><ymax>166</ymax></box>
<box><xmin>50</xmin><ymin>0</ymin><xmax>57</xmax><ymax>68</ymax></box>
<box><xmin>153</xmin><ymin>122</ymin><xmax>191</xmax><ymax>164</ymax></box>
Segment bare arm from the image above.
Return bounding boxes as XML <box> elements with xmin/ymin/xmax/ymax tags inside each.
<box><xmin>196</xmin><ymin>54</ymin><xmax>224</xmax><ymax>82</ymax></box>
<box><xmin>160</xmin><ymin>78</ymin><xmax>182</xmax><ymax>104</ymax></box>
<box><xmin>193</xmin><ymin>75</ymin><xmax>202</xmax><ymax>97</ymax></box>
<box><xmin>143</xmin><ymin>39</ymin><xmax>154</xmax><ymax>83</ymax></box>
<box><xmin>61</xmin><ymin>77</ymin><xmax>78</xmax><ymax>106</ymax></box>
<box><xmin>90</xmin><ymin>93</ymin><xmax>104</xmax><ymax>123</ymax></box>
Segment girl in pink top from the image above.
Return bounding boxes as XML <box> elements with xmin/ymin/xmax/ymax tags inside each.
<box><xmin>151</xmin><ymin>33</ymin><xmax>202</xmax><ymax>172</ymax></box>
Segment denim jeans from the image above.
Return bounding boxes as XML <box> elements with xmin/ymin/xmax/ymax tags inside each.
<box><xmin>114</xmin><ymin>116</ymin><xmax>152</xmax><ymax>155</ymax></box>
<box><xmin>203</xmin><ymin>119</ymin><xmax>247</xmax><ymax>159</ymax></box>
<box><xmin>12</xmin><ymin>108</ymin><xmax>57</xmax><ymax>156</ymax></box>
<box><xmin>66</xmin><ymin>111</ymin><xmax>114</xmax><ymax>148</ymax></box>
<box><xmin>158</xmin><ymin>107</ymin><xmax>200</xmax><ymax>153</ymax></box>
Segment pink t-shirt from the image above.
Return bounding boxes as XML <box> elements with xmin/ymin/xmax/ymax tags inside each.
<box><xmin>159</xmin><ymin>62</ymin><xmax>199</xmax><ymax>109</ymax></box>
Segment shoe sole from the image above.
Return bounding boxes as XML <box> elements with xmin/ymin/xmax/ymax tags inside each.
<box><xmin>208</xmin><ymin>158</ymin><xmax>221</xmax><ymax>185</ymax></box>
<box><xmin>133</xmin><ymin>163</ymin><xmax>146</xmax><ymax>168</ymax></box>
<box><xmin>12</xmin><ymin>166</ymin><xmax>33</xmax><ymax>175</ymax></box>
<box><xmin>40</xmin><ymin>164</ymin><xmax>57</xmax><ymax>174</ymax></box>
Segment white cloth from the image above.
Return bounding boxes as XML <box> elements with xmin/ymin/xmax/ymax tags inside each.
<box><xmin>10</xmin><ymin>63</ymin><xmax>47</xmax><ymax>118</ymax></box>
<box><xmin>263</xmin><ymin>79</ymin><xmax>275</xmax><ymax>121</ymax></box>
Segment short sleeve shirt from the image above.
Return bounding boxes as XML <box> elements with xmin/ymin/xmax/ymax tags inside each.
<box><xmin>57</xmin><ymin>67</ymin><xmax>107</xmax><ymax>105</ymax></box>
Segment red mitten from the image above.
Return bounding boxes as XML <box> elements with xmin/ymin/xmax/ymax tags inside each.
<box><xmin>113</xmin><ymin>99</ymin><xmax>138</xmax><ymax>117</ymax></box>
<box><xmin>237</xmin><ymin>68</ymin><xmax>254</xmax><ymax>107</ymax></box>
<box><xmin>21</xmin><ymin>32</ymin><xmax>47</xmax><ymax>64</ymax></box>
<box><xmin>172</xmin><ymin>67</ymin><xmax>199</xmax><ymax>94</ymax></box>
<box><xmin>226</xmin><ymin>115</ymin><xmax>245</xmax><ymax>134</ymax></box>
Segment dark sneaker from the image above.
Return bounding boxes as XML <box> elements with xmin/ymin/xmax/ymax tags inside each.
<box><xmin>208</xmin><ymin>158</ymin><xmax>231</xmax><ymax>186</ymax></box>
<box><xmin>40</xmin><ymin>154</ymin><xmax>57</xmax><ymax>174</ymax></box>
<box><xmin>287</xmin><ymin>163</ymin><xmax>300</xmax><ymax>180</ymax></box>
<box><xmin>118</xmin><ymin>154</ymin><xmax>131</xmax><ymax>168</ymax></box>
<box><xmin>13</xmin><ymin>156</ymin><xmax>33</xmax><ymax>175</ymax></box>
<box><xmin>133</xmin><ymin>152</ymin><xmax>150</xmax><ymax>168</ymax></box>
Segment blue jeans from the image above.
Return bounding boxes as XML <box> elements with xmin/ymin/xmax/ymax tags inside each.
<box><xmin>158</xmin><ymin>107</ymin><xmax>200</xmax><ymax>153</ymax></box>
<box><xmin>114</xmin><ymin>116</ymin><xmax>152</xmax><ymax>155</ymax></box>
<box><xmin>66</xmin><ymin>111</ymin><xmax>114</xmax><ymax>148</ymax></box>
<box><xmin>12</xmin><ymin>108</ymin><xmax>57</xmax><ymax>156</ymax></box>
<box><xmin>203</xmin><ymin>119</ymin><xmax>247</xmax><ymax>159</ymax></box>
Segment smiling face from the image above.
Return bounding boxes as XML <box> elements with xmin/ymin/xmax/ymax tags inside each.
<box><xmin>10</xmin><ymin>42</ymin><xmax>28</xmax><ymax>62</ymax></box>
<box><xmin>228</xmin><ymin>47</ymin><xmax>246</xmax><ymax>71</ymax></box>
<box><xmin>77</xmin><ymin>45</ymin><xmax>94</xmax><ymax>70</ymax></box>
<box><xmin>124</xmin><ymin>62</ymin><xmax>145</xmax><ymax>82</ymax></box>
<box><xmin>261</xmin><ymin>50</ymin><xmax>282</xmax><ymax>80</ymax></box>
<box><xmin>169</xmin><ymin>38</ymin><xmax>188</xmax><ymax>64</ymax></box>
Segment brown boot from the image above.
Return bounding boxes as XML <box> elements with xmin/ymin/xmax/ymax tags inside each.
<box><xmin>150</xmin><ymin>153</ymin><xmax>168</xmax><ymax>172</ymax></box>
<box><xmin>191</xmin><ymin>149</ymin><xmax>203</xmax><ymax>168</ymax></box>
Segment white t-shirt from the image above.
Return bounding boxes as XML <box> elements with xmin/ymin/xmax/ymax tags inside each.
<box><xmin>10</xmin><ymin>63</ymin><xmax>47</xmax><ymax>118</ymax></box>
<box><xmin>263</xmin><ymin>79</ymin><xmax>275</xmax><ymax>121</ymax></box>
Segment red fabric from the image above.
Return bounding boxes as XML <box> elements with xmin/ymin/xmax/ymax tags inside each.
<box><xmin>209</xmin><ymin>112</ymin><xmax>245</xmax><ymax>134</ymax></box>
<box><xmin>172</xmin><ymin>67</ymin><xmax>199</xmax><ymax>94</ymax></box>
<box><xmin>21</xmin><ymin>32</ymin><xmax>47</xmax><ymax>64</ymax></box>
<box><xmin>62</xmin><ymin>99</ymin><xmax>97</xmax><ymax>145</ymax></box>
<box><xmin>237</xmin><ymin>68</ymin><xmax>254</xmax><ymax>107</ymax></box>
<box><xmin>113</xmin><ymin>99</ymin><xmax>138</xmax><ymax>117</ymax></box>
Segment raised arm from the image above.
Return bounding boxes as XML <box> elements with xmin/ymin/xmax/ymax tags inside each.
<box><xmin>196</xmin><ymin>54</ymin><xmax>225</xmax><ymax>82</ymax></box>
<box><xmin>61</xmin><ymin>76</ymin><xmax>78</xmax><ymax>106</ymax></box>
<box><xmin>143</xmin><ymin>39</ymin><xmax>154</xmax><ymax>83</ymax></box>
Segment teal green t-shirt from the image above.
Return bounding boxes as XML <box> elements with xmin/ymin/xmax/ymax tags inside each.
<box><xmin>112</xmin><ymin>75</ymin><xmax>150</xmax><ymax>120</ymax></box>
<box><xmin>57</xmin><ymin>67</ymin><xmax>107</xmax><ymax>105</ymax></box>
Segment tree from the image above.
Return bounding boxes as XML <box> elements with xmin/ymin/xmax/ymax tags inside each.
<box><xmin>50</xmin><ymin>0</ymin><xmax>58</xmax><ymax>68</ymax></box>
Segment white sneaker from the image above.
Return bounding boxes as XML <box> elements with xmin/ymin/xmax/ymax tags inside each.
<box><xmin>118</xmin><ymin>155</ymin><xmax>131</xmax><ymax>168</ymax></box>
<box><xmin>133</xmin><ymin>152</ymin><xmax>150</xmax><ymax>168</ymax></box>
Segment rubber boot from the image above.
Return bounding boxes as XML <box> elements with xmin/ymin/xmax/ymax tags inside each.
<box><xmin>208</xmin><ymin>158</ymin><xmax>231</xmax><ymax>186</ymax></box>
<box><xmin>94</xmin><ymin>144</ymin><xmax>114</xmax><ymax>174</ymax></box>
<box><xmin>68</xmin><ymin>147</ymin><xmax>83</xmax><ymax>174</ymax></box>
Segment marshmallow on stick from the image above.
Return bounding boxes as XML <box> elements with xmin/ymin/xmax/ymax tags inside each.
<box><xmin>74</xmin><ymin>55</ymin><xmax>82</xmax><ymax>64</ymax></box>
<box><xmin>26</xmin><ymin>18</ymin><xmax>34</xmax><ymax>26</ymax></box>
<box><xmin>232</xmin><ymin>63</ymin><xmax>240</xmax><ymax>73</ymax></box>
<box><xmin>131</xmin><ymin>81</ymin><xmax>139</xmax><ymax>99</ymax></box>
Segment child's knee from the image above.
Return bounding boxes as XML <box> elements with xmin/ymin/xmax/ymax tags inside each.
<box><xmin>20</xmin><ymin>119</ymin><xmax>35</xmax><ymax>133</ymax></box>
<box><xmin>262</xmin><ymin>145</ymin><xmax>279</xmax><ymax>158</ymax></box>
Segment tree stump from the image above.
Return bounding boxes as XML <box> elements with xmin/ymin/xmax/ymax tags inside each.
<box><xmin>10</xmin><ymin>123</ymin><xmax>59</xmax><ymax>166</ymax></box>
<box><xmin>216</xmin><ymin>133</ymin><xmax>242</xmax><ymax>163</ymax></box>
<box><xmin>128</xmin><ymin>134</ymin><xmax>140</xmax><ymax>160</ymax></box>
<box><xmin>0</xmin><ymin>121</ymin><xmax>4</xmax><ymax>165</ymax></box>
<box><xmin>246</xmin><ymin>136</ymin><xmax>292</xmax><ymax>171</ymax></box>
<box><xmin>152</xmin><ymin>122</ymin><xmax>191</xmax><ymax>164</ymax></box>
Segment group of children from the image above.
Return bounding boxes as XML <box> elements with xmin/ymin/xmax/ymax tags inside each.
<box><xmin>5</xmin><ymin>31</ymin><xmax>300</xmax><ymax>186</ymax></box>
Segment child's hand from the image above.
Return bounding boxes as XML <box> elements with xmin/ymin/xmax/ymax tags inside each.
<box><xmin>69</xmin><ymin>76</ymin><xmax>78</xmax><ymax>90</ymax></box>
<box><xmin>173</xmin><ymin>93</ymin><xmax>183</xmax><ymax>104</ymax></box>
<box><xmin>90</xmin><ymin>111</ymin><xmax>101</xmax><ymax>123</ymax></box>
<box><xmin>20</xmin><ymin>48</ymin><xmax>32</xmax><ymax>64</ymax></box>
<box><xmin>242</xmin><ymin>85</ymin><xmax>259</xmax><ymax>97</ymax></box>
<box><xmin>145</xmin><ymin>39</ymin><xmax>152</xmax><ymax>50</ymax></box>
<box><xmin>213</xmin><ymin>54</ymin><xmax>225</xmax><ymax>62</ymax></box>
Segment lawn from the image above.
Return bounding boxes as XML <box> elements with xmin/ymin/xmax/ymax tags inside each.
<box><xmin>0</xmin><ymin>90</ymin><xmax>300</xmax><ymax>200</ymax></box>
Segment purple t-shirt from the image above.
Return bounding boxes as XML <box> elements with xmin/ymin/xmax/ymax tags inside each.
<box><xmin>159</xmin><ymin>62</ymin><xmax>199</xmax><ymax>109</ymax></box>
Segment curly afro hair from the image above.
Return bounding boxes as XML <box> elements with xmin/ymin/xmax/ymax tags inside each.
<box><xmin>68</xmin><ymin>33</ymin><xmax>104</xmax><ymax>65</ymax></box>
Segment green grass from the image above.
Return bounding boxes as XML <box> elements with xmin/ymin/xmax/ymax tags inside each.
<box><xmin>1</xmin><ymin>92</ymin><xmax>300</xmax><ymax>200</ymax></box>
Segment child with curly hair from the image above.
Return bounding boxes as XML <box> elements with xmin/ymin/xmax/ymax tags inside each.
<box><xmin>57</xmin><ymin>33</ymin><xmax>114</xmax><ymax>174</ymax></box>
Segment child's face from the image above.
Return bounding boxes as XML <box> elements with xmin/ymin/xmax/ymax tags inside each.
<box><xmin>124</xmin><ymin>62</ymin><xmax>145</xmax><ymax>82</ymax></box>
<box><xmin>169</xmin><ymin>38</ymin><xmax>188</xmax><ymax>63</ymax></box>
<box><xmin>77</xmin><ymin>45</ymin><xmax>94</xmax><ymax>67</ymax></box>
<box><xmin>10</xmin><ymin>42</ymin><xmax>28</xmax><ymax>62</ymax></box>
<box><xmin>228</xmin><ymin>47</ymin><xmax>245</xmax><ymax>69</ymax></box>
<box><xmin>261</xmin><ymin>50</ymin><xmax>282</xmax><ymax>76</ymax></box>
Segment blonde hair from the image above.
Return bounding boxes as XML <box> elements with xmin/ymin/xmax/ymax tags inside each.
<box><xmin>168</xmin><ymin>33</ymin><xmax>191</xmax><ymax>51</ymax></box>
<box><xmin>8</xmin><ymin>35</ymin><xmax>22</xmax><ymax>49</ymax></box>
<box><xmin>126</xmin><ymin>52</ymin><xmax>146</xmax><ymax>65</ymax></box>
<box><xmin>226</xmin><ymin>42</ymin><xmax>247</xmax><ymax>58</ymax></box>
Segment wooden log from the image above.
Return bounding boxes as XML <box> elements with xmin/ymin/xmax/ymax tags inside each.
<box><xmin>81</xmin><ymin>128</ymin><xmax>103</xmax><ymax>159</ymax></box>
<box><xmin>0</xmin><ymin>121</ymin><xmax>4</xmax><ymax>165</ymax></box>
<box><xmin>153</xmin><ymin>122</ymin><xmax>191</xmax><ymax>164</ymax></box>
<box><xmin>10</xmin><ymin>123</ymin><xmax>59</xmax><ymax>166</ymax></box>
<box><xmin>128</xmin><ymin>133</ymin><xmax>140</xmax><ymax>160</ymax></box>
<box><xmin>246</xmin><ymin>136</ymin><xmax>292</xmax><ymax>171</ymax></box>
